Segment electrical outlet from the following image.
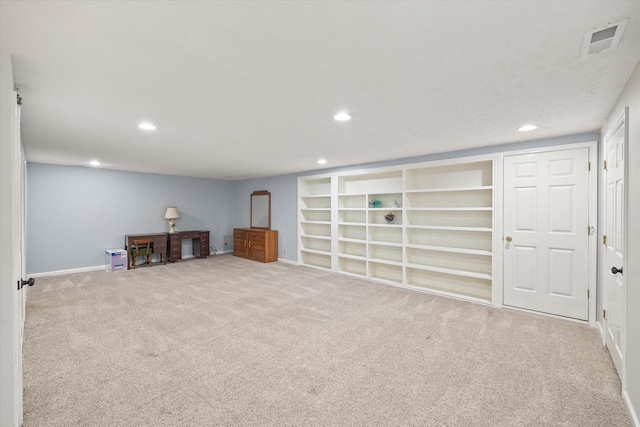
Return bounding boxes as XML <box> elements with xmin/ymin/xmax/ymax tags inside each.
<box><xmin>224</xmin><ymin>242</ymin><xmax>228</xmax><ymax>246</ymax></box>
<box><xmin>283</xmin><ymin>249</ymin><xmax>286</xmax><ymax>255</ymax></box>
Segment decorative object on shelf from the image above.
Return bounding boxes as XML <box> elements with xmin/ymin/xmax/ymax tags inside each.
<box><xmin>164</xmin><ymin>207</ymin><xmax>180</xmax><ymax>234</ymax></box>
<box><xmin>370</xmin><ymin>200</ymin><xmax>382</xmax><ymax>208</ymax></box>
<box><xmin>392</xmin><ymin>199</ymin><xmax>400</xmax><ymax>208</ymax></box>
<box><xmin>384</xmin><ymin>212</ymin><xmax>395</xmax><ymax>223</ymax></box>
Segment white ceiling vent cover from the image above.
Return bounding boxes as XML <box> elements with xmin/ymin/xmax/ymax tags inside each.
<box><xmin>581</xmin><ymin>19</ymin><xmax>628</xmax><ymax>57</ymax></box>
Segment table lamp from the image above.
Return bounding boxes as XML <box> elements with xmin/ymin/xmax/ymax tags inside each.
<box><xmin>164</xmin><ymin>207</ymin><xmax>180</xmax><ymax>233</ymax></box>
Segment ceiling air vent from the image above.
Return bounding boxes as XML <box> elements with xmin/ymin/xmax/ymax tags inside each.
<box><xmin>581</xmin><ymin>19</ymin><xmax>628</xmax><ymax>57</ymax></box>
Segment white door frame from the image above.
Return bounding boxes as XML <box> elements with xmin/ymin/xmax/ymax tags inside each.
<box><xmin>495</xmin><ymin>141</ymin><xmax>598</xmax><ymax>326</ymax></box>
<box><xmin>0</xmin><ymin>81</ymin><xmax>24</xmax><ymax>426</ymax></box>
<box><xmin>601</xmin><ymin>109</ymin><xmax>628</xmax><ymax>388</ymax></box>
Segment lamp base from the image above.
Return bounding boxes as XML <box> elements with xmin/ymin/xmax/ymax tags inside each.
<box><xmin>168</xmin><ymin>219</ymin><xmax>177</xmax><ymax>234</ymax></box>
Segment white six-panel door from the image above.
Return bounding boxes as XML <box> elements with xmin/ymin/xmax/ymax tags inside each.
<box><xmin>604</xmin><ymin>120</ymin><xmax>625</xmax><ymax>376</ymax></box>
<box><xmin>503</xmin><ymin>148</ymin><xmax>590</xmax><ymax>320</ymax></box>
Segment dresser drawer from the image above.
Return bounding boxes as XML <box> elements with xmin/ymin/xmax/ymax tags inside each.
<box><xmin>234</xmin><ymin>230</ymin><xmax>247</xmax><ymax>240</ymax></box>
<box><xmin>169</xmin><ymin>249</ymin><xmax>181</xmax><ymax>261</ymax></box>
<box><xmin>250</xmin><ymin>250</ymin><xmax>266</xmax><ymax>261</ymax></box>
<box><xmin>250</xmin><ymin>232</ymin><xmax>265</xmax><ymax>243</ymax></box>
<box><xmin>251</xmin><ymin>242</ymin><xmax>265</xmax><ymax>251</ymax></box>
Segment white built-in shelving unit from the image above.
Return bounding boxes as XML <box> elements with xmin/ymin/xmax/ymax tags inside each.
<box><xmin>298</xmin><ymin>177</ymin><xmax>332</xmax><ymax>270</ymax></box>
<box><xmin>403</xmin><ymin>160</ymin><xmax>493</xmax><ymax>301</ymax></box>
<box><xmin>298</xmin><ymin>157</ymin><xmax>495</xmax><ymax>304</ymax></box>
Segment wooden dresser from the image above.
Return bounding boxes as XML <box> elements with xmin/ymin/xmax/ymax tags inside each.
<box><xmin>233</xmin><ymin>228</ymin><xmax>278</xmax><ymax>263</ymax></box>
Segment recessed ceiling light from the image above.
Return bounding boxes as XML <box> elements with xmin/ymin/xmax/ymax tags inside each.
<box><xmin>89</xmin><ymin>160</ymin><xmax>100</xmax><ymax>167</ymax></box>
<box><xmin>138</xmin><ymin>122</ymin><xmax>156</xmax><ymax>130</ymax></box>
<box><xmin>518</xmin><ymin>124</ymin><xmax>538</xmax><ymax>132</ymax></box>
<box><xmin>333</xmin><ymin>112</ymin><xmax>351</xmax><ymax>121</ymax></box>
<box><xmin>318</xmin><ymin>159</ymin><xmax>327</xmax><ymax>165</ymax></box>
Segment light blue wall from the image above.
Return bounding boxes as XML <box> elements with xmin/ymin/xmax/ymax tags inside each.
<box><xmin>27</xmin><ymin>132</ymin><xmax>599</xmax><ymax>273</ymax></box>
<box><xmin>231</xmin><ymin>132</ymin><xmax>599</xmax><ymax>263</ymax></box>
<box><xmin>300</xmin><ymin>132</ymin><xmax>600</xmax><ymax>176</ymax></box>
<box><xmin>27</xmin><ymin>163</ymin><xmax>235</xmax><ymax>274</ymax></box>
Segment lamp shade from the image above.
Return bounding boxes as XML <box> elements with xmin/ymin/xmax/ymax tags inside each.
<box><xmin>164</xmin><ymin>207</ymin><xmax>180</xmax><ymax>219</ymax></box>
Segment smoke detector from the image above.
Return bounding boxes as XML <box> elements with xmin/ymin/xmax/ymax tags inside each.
<box><xmin>581</xmin><ymin>19</ymin><xmax>628</xmax><ymax>57</ymax></box>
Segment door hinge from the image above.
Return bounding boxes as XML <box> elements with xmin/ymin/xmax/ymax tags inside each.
<box><xmin>603</xmin><ymin>235</ymin><xmax>607</xmax><ymax>245</ymax></box>
<box><xmin>588</xmin><ymin>290</ymin><xmax>590</xmax><ymax>299</ymax></box>
<box><xmin>588</xmin><ymin>162</ymin><xmax>591</xmax><ymax>171</ymax></box>
<box><xmin>604</xmin><ymin>160</ymin><xmax>608</xmax><ymax>170</ymax></box>
<box><xmin>588</xmin><ymin>225</ymin><xmax>595</xmax><ymax>235</ymax></box>
<box><xmin>603</xmin><ymin>309</ymin><xmax>607</xmax><ymax>320</ymax></box>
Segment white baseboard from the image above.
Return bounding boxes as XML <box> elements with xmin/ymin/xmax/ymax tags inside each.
<box><xmin>29</xmin><ymin>251</ymin><xmax>234</xmax><ymax>278</ymax></box>
<box><xmin>29</xmin><ymin>265</ymin><xmax>104</xmax><ymax>278</ymax></box>
<box><xmin>598</xmin><ymin>321</ymin><xmax>637</xmax><ymax>426</ymax></box>
<box><xmin>596</xmin><ymin>320</ymin><xmax>606</xmax><ymax>345</ymax></box>
<box><xmin>278</xmin><ymin>258</ymin><xmax>298</xmax><ymax>265</ymax></box>
<box><xmin>177</xmin><ymin>250</ymin><xmax>234</xmax><ymax>258</ymax></box>
<box><xmin>624</xmin><ymin>391</ymin><xmax>640</xmax><ymax>427</ymax></box>
<box><xmin>596</xmin><ymin>320</ymin><xmax>603</xmax><ymax>336</ymax></box>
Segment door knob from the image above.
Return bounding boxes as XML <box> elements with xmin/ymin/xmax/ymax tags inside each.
<box><xmin>17</xmin><ymin>277</ymin><xmax>35</xmax><ymax>290</ymax></box>
<box><xmin>505</xmin><ymin>236</ymin><xmax>513</xmax><ymax>242</ymax></box>
<box><xmin>611</xmin><ymin>266</ymin><xmax>623</xmax><ymax>275</ymax></box>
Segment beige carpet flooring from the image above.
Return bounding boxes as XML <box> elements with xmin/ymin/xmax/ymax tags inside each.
<box><xmin>23</xmin><ymin>254</ymin><xmax>631</xmax><ymax>426</ymax></box>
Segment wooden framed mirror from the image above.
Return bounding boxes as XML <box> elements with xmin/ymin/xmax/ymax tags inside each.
<box><xmin>250</xmin><ymin>190</ymin><xmax>271</xmax><ymax>229</ymax></box>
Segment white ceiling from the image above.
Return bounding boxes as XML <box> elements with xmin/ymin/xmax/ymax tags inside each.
<box><xmin>1</xmin><ymin>1</ymin><xmax>639</xmax><ymax>180</ymax></box>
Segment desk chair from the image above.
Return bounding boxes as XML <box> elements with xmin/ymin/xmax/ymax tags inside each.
<box><xmin>131</xmin><ymin>238</ymin><xmax>152</xmax><ymax>269</ymax></box>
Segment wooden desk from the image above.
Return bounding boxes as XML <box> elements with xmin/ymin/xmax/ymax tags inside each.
<box><xmin>168</xmin><ymin>230</ymin><xmax>210</xmax><ymax>262</ymax></box>
<box><xmin>125</xmin><ymin>233</ymin><xmax>168</xmax><ymax>269</ymax></box>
